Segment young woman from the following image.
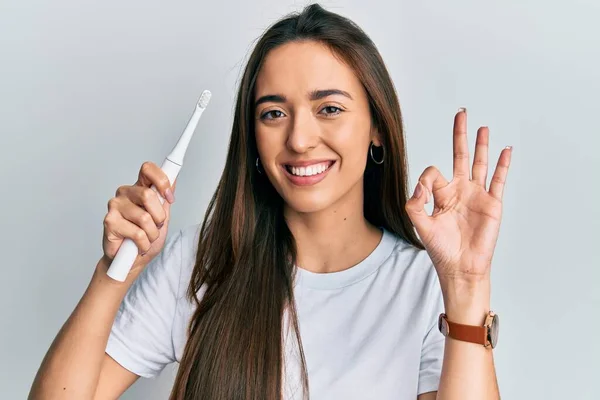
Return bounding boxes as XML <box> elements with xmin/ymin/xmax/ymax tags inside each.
<box><xmin>29</xmin><ymin>4</ymin><xmax>512</xmax><ymax>400</ymax></box>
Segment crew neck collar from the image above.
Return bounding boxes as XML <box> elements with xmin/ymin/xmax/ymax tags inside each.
<box><xmin>294</xmin><ymin>228</ymin><xmax>398</xmax><ymax>290</ymax></box>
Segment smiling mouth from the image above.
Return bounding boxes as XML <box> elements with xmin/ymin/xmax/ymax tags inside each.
<box><xmin>284</xmin><ymin>161</ymin><xmax>335</xmax><ymax>177</ymax></box>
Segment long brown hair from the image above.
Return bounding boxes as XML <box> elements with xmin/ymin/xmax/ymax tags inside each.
<box><xmin>169</xmin><ymin>3</ymin><xmax>423</xmax><ymax>399</ymax></box>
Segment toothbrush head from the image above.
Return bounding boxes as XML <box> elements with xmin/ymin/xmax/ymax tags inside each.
<box><xmin>198</xmin><ymin>90</ymin><xmax>212</xmax><ymax>109</ymax></box>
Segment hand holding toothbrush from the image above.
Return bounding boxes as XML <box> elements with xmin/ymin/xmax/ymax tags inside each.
<box><xmin>101</xmin><ymin>162</ymin><xmax>177</xmax><ymax>279</ymax></box>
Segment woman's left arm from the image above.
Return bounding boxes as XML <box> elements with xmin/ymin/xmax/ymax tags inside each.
<box><xmin>418</xmin><ymin>281</ymin><xmax>500</xmax><ymax>400</ymax></box>
<box><xmin>406</xmin><ymin>108</ymin><xmax>512</xmax><ymax>400</ymax></box>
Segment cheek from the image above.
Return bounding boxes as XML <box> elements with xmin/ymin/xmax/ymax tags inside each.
<box><xmin>325</xmin><ymin>118</ymin><xmax>371</xmax><ymax>165</ymax></box>
<box><xmin>255</xmin><ymin>128</ymin><xmax>279</xmax><ymax>162</ymax></box>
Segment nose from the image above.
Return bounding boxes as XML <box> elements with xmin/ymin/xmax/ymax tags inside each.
<box><xmin>286</xmin><ymin>108</ymin><xmax>320</xmax><ymax>154</ymax></box>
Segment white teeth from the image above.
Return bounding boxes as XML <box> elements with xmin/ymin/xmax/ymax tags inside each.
<box><xmin>288</xmin><ymin>162</ymin><xmax>331</xmax><ymax>177</ymax></box>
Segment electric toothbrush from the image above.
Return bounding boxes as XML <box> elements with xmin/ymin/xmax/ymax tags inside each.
<box><xmin>106</xmin><ymin>90</ymin><xmax>212</xmax><ymax>282</ymax></box>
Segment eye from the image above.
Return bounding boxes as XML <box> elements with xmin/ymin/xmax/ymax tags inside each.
<box><xmin>260</xmin><ymin>110</ymin><xmax>285</xmax><ymax>120</ymax></box>
<box><xmin>319</xmin><ymin>105</ymin><xmax>343</xmax><ymax>117</ymax></box>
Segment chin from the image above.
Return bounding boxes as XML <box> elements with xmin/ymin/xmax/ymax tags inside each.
<box><xmin>281</xmin><ymin>191</ymin><xmax>337</xmax><ymax>214</ymax></box>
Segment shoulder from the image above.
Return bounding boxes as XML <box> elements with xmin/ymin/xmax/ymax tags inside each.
<box><xmin>130</xmin><ymin>223</ymin><xmax>201</xmax><ymax>304</ymax></box>
<box><xmin>173</xmin><ymin>223</ymin><xmax>202</xmax><ymax>294</ymax></box>
<box><xmin>381</xmin><ymin>229</ymin><xmax>442</xmax><ymax>304</ymax></box>
<box><xmin>178</xmin><ymin>223</ymin><xmax>202</xmax><ymax>262</ymax></box>
<box><xmin>385</xmin><ymin>230</ymin><xmax>437</xmax><ymax>278</ymax></box>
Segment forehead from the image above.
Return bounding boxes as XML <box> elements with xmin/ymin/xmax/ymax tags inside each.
<box><xmin>255</xmin><ymin>40</ymin><xmax>362</xmax><ymax>97</ymax></box>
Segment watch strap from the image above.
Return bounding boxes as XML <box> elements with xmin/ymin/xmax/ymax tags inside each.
<box><xmin>440</xmin><ymin>313</ymin><xmax>488</xmax><ymax>346</ymax></box>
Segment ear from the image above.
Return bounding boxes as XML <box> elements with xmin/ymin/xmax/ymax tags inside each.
<box><xmin>370</xmin><ymin>126</ymin><xmax>383</xmax><ymax>147</ymax></box>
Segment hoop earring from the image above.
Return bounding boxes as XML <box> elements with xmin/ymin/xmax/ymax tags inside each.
<box><xmin>256</xmin><ymin>157</ymin><xmax>263</xmax><ymax>174</ymax></box>
<box><xmin>370</xmin><ymin>142</ymin><xmax>385</xmax><ymax>165</ymax></box>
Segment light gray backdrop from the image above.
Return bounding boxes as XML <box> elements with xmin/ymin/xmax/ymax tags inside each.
<box><xmin>1</xmin><ymin>0</ymin><xmax>598</xmax><ymax>399</ymax></box>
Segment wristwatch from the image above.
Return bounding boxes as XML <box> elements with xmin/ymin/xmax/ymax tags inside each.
<box><xmin>438</xmin><ymin>311</ymin><xmax>499</xmax><ymax>348</ymax></box>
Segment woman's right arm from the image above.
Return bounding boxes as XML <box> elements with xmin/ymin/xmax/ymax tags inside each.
<box><xmin>28</xmin><ymin>162</ymin><xmax>177</xmax><ymax>400</ymax></box>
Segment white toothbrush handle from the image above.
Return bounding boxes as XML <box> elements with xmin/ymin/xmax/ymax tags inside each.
<box><xmin>106</xmin><ymin>157</ymin><xmax>182</xmax><ymax>282</ymax></box>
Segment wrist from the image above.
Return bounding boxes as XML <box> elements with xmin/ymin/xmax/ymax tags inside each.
<box><xmin>93</xmin><ymin>256</ymin><xmax>136</xmax><ymax>296</ymax></box>
<box><xmin>440</xmin><ymin>277</ymin><xmax>491</xmax><ymax>325</ymax></box>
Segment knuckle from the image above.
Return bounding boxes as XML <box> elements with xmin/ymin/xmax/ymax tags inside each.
<box><xmin>141</xmin><ymin>188</ymin><xmax>155</xmax><ymax>203</ymax></box>
<box><xmin>420</xmin><ymin>165</ymin><xmax>439</xmax><ymax>181</ymax></box>
<box><xmin>115</xmin><ymin>185</ymin><xmax>127</xmax><ymax>197</ymax></box>
<box><xmin>141</xmin><ymin>161</ymin><xmax>153</xmax><ymax>173</ymax></box>
<box><xmin>140</xmin><ymin>212</ymin><xmax>153</xmax><ymax>225</ymax></box>
<box><xmin>133</xmin><ymin>229</ymin><xmax>146</xmax><ymax>241</ymax></box>
<box><xmin>107</xmin><ymin>198</ymin><xmax>118</xmax><ymax>210</ymax></box>
<box><xmin>423</xmin><ymin>165</ymin><xmax>438</xmax><ymax>174</ymax></box>
<box><xmin>103</xmin><ymin>212</ymin><xmax>116</xmax><ymax>228</ymax></box>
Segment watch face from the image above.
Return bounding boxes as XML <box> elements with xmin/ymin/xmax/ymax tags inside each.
<box><xmin>489</xmin><ymin>314</ymin><xmax>499</xmax><ymax>348</ymax></box>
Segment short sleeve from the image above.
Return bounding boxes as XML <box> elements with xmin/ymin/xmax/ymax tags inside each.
<box><xmin>417</xmin><ymin>266</ymin><xmax>446</xmax><ymax>395</ymax></box>
<box><xmin>105</xmin><ymin>229</ymin><xmax>184</xmax><ymax>378</ymax></box>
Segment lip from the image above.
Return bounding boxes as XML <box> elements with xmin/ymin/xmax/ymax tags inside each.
<box><xmin>281</xmin><ymin>160</ymin><xmax>335</xmax><ymax>186</ymax></box>
<box><xmin>284</xmin><ymin>159</ymin><xmax>334</xmax><ymax>168</ymax></box>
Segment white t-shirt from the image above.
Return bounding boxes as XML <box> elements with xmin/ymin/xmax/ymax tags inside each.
<box><xmin>106</xmin><ymin>224</ymin><xmax>445</xmax><ymax>399</ymax></box>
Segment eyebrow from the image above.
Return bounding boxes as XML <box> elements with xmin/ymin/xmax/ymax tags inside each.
<box><xmin>254</xmin><ymin>89</ymin><xmax>353</xmax><ymax>107</ymax></box>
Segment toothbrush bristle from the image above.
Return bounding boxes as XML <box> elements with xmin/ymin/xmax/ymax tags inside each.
<box><xmin>198</xmin><ymin>90</ymin><xmax>212</xmax><ymax>108</ymax></box>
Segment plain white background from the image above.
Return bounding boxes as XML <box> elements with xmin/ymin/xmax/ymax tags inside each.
<box><xmin>1</xmin><ymin>0</ymin><xmax>598</xmax><ymax>398</ymax></box>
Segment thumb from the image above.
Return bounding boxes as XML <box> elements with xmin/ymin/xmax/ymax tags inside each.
<box><xmin>405</xmin><ymin>182</ymin><xmax>433</xmax><ymax>237</ymax></box>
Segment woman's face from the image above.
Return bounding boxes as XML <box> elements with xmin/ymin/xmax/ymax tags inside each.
<box><xmin>254</xmin><ymin>40</ymin><xmax>380</xmax><ymax>214</ymax></box>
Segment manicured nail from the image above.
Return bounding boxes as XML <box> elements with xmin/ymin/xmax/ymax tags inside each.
<box><xmin>157</xmin><ymin>221</ymin><xmax>164</xmax><ymax>229</ymax></box>
<box><xmin>458</xmin><ymin>107</ymin><xmax>467</xmax><ymax>114</ymax></box>
<box><xmin>165</xmin><ymin>188</ymin><xmax>175</xmax><ymax>204</ymax></box>
<box><xmin>413</xmin><ymin>182</ymin><xmax>423</xmax><ymax>199</ymax></box>
<box><xmin>505</xmin><ymin>145</ymin><xmax>512</xmax><ymax>150</ymax></box>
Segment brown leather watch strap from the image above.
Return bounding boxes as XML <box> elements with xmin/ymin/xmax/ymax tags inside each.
<box><xmin>442</xmin><ymin>314</ymin><xmax>488</xmax><ymax>345</ymax></box>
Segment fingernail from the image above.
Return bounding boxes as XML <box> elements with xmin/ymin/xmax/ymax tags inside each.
<box><xmin>505</xmin><ymin>145</ymin><xmax>512</xmax><ymax>150</ymax></box>
<box><xmin>458</xmin><ymin>107</ymin><xmax>467</xmax><ymax>114</ymax></box>
<box><xmin>165</xmin><ymin>188</ymin><xmax>175</xmax><ymax>204</ymax></box>
<box><xmin>157</xmin><ymin>221</ymin><xmax>164</xmax><ymax>229</ymax></box>
<box><xmin>413</xmin><ymin>182</ymin><xmax>423</xmax><ymax>199</ymax></box>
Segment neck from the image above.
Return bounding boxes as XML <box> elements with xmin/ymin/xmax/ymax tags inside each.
<box><xmin>283</xmin><ymin>184</ymin><xmax>383</xmax><ymax>274</ymax></box>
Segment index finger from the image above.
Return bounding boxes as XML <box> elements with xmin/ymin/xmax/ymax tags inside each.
<box><xmin>137</xmin><ymin>161</ymin><xmax>175</xmax><ymax>202</ymax></box>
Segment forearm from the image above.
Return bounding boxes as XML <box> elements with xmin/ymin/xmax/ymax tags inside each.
<box><xmin>436</xmin><ymin>279</ymin><xmax>500</xmax><ymax>400</ymax></box>
<box><xmin>29</xmin><ymin>257</ymin><xmax>133</xmax><ymax>399</ymax></box>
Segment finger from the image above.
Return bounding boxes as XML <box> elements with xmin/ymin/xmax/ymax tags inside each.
<box><xmin>103</xmin><ymin>211</ymin><xmax>152</xmax><ymax>256</ymax></box>
<box><xmin>418</xmin><ymin>165</ymin><xmax>450</xmax><ymax>204</ymax></box>
<box><xmin>116</xmin><ymin>185</ymin><xmax>167</xmax><ymax>227</ymax></box>
<box><xmin>118</xmin><ymin>198</ymin><xmax>162</xmax><ymax>243</ymax></box>
<box><xmin>405</xmin><ymin>182</ymin><xmax>434</xmax><ymax>238</ymax></box>
<box><xmin>453</xmin><ymin>108</ymin><xmax>470</xmax><ymax>179</ymax></box>
<box><xmin>489</xmin><ymin>146</ymin><xmax>512</xmax><ymax>201</ymax></box>
<box><xmin>137</xmin><ymin>161</ymin><xmax>176</xmax><ymax>204</ymax></box>
<box><xmin>472</xmin><ymin>126</ymin><xmax>489</xmax><ymax>188</ymax></box>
